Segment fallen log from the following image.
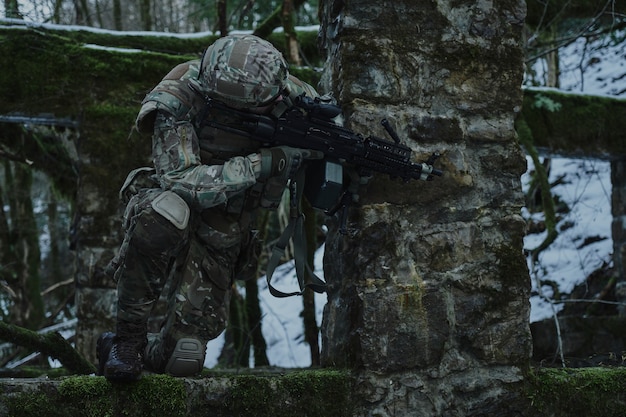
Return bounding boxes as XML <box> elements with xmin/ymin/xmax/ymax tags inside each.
<box><xmin>0</xmin><ymin>321</ymin><xmax>95</xmax><ymax>375</ymax></box>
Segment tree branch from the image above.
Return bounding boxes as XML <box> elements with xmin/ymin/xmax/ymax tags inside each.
<box><xmin>0</xmin><ymin>321</ymin><xmax>95</xmax><ymax>374</ymax></box>
<box><xmin>252</xmin><ymin>0</ymin><xmax>306</xmax><ymax>39</ymax></box>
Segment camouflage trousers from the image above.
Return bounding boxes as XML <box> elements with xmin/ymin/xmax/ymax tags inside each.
<box><xmin>110</xmin><ymin>187</ymin><xmax>251</xmax><ymax>372</ymax></box>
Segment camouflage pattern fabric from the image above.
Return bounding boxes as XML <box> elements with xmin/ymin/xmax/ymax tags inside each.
<box><xmin>199</xmin><ymin>34</ymin><xmax>289</xmax><ymax>109</ymax></box>
<box><xmin>114</xmin><ymin>187</ymin><xmax>244</xmax><ymax>372</ymax></box>
<box><xmin>143</xmin><ymin>222</ymin><xmax>240</xmax><ymax>371</ymax></box>
<box><xmin>115</xmin><ymin>189</ymin><xmax>191</xmax><ymax>325</ymax></box>
<box><xmin>152</xmin><ymin>112</ymin><xmax>258</xmax><ymax>210</ymax></box>
<box><xmin>110</xmin><ymin>35</ymin><xmax>320</xmax><ymax>373</ymax></box>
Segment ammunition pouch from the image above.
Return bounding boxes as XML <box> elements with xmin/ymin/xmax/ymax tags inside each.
<box><xmin>304</xmin><ymin>159</ymin><xmax>345</xmax><ymax>213</ymax></box>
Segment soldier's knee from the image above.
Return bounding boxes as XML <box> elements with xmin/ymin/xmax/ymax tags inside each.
<box><xmin>127</xmin><ymin>190</ymin><xmax>191</xmax><ymax>254</ymax></box>
<box><xmin>164</xmin><ymin>337</ymin><xmax>206</xmax><ymax>376</ymax></box>
<box><xmin>150</xmin><ymin>190</ymin><xmax>190</xmax><ymax>230</ymax></box>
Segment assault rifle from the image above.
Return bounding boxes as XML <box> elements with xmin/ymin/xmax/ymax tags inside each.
<box><xmin>203</xmin><ymin>95</ymin><xmax>443</xmax><ymax>218</ymax></box>
<box><xmin>203</xmin><ymin>96</ymin><xmax>443</xmax><ymax>296</ymax></box>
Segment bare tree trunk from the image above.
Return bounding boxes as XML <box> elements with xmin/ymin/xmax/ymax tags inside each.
<box><xmin>245</xmin><ymin>277</ymin><xmax>269</xmax><ymax>366</ymax></box>
<box><xmin>2</xmin><ymin>159</ymin><xmax>44</xmax><ymax>330</ymax></box>
<box><xmin>72</xmin><ymin>0</ymin><xmax>92</xmax><ymax>26</ymax></box>
<box><xmin>253</xmin><ymin>0</ymin><xmax>306</xmax><ymax>39</ymax></box>
<box><xmin>217</xmin><ymin>0</ymin><xmax>228</xmax><ymax>36</ymax></box>
<box><xmin>545</xmin><ymin>26</ymin><xmax>560</xmax><ymax>88</ymax></box>
<box><xmin>94</xmin><ymin>0</ymin><xmax>104</xmax><ymax>28</ymax></box>
<box><xmin>51</xmin><ymin>0</ymin><xmax>64</xmax><ymax>23</ymax></box>
<box><xmin>113</xmin><ymin>0</ymin><xmax>123</xmax><ymax>30</ymax></box>
<box><xmin>139</xmin><ymin>0</ymin><xmax>152</xmax><ymax>31</ymax></box>
<box><xmin>3</xmin><ymin>0</ymin><xmax>21</xmax><ymax>19</ymax></box>
<box><xmin>0</xmin><ymin>171</ymin><xmax>10</xmax><ymax>285</ymax></box>
<box><xmin>281</xmin><ymin>0</ymin><xmax>301</xmax><ymax>65</ymax></box>
<box><xmin>302</xmin><ymin>201</ymin><xmax>319</xmax><ymax>365</ymax></box>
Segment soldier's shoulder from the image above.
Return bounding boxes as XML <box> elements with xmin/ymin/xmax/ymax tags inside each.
<box><xmin>136</xmin><ymin>60</ymin><xmax>204</xmax><ymax>134</ymax></box>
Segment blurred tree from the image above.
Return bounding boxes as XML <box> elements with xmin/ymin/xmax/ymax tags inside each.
<box><xmin>4</xmin><ymin>0</ymin><xmax>21</xmax><ymax>18</ymax></box>
<box><xmin>0</xmin><ymin>156</ymin><xmax>44</xmax><ymax>330</ymax></box>
<box><xmin>524</xmin><ymin>0</ymin><xmax>625</xmax><ymax>87</ymax></box>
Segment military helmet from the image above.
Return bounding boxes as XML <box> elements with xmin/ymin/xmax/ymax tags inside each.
<box><xmin>199</xmin><ymin>34</ymin><xmax>289</xmax><ymax>109</ymax></box>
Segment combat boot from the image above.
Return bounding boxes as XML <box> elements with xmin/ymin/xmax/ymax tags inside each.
<box><xmin>96</xmin><ymin>321</ymin><xmax>147</xmax><ymax>381</ymax></box>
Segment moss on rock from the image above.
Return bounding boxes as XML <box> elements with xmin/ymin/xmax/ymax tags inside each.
<box><xmin>519</xmin><ymin>88</ymin><xmax>626</xmax><ymax>157</ymax></box>
<box><xmin>526</xmin><ymin>367</ymin><xmax>626</xmax><ymax>417</ymax></box>
<box><xmin>2</xmin><ymin>370</ymin><xmax>352</xmax><ymax>417</ymax></box>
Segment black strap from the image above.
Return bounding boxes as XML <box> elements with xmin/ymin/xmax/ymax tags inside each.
<box><xmin>265</xmin><ymin>168</ymin><xmax>326</xmax><ymax>298</ymax></box>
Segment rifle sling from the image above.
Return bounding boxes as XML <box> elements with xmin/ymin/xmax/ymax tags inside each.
<box><xmin>265</xmin><ymin>168</ymin><xmax>327</xmax><ymax>298</ymax></box>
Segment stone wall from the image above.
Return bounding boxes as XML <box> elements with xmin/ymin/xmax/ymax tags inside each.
<box><xmin>318</xmin><ymin>0</ymin><xmax>531</xmax><ymax>414</ymax></box>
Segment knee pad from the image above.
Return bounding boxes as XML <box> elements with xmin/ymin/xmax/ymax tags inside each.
<box><xmin>164</xmin><ymin>337</ymin><xmax>206</xmax><ymax>376</ymax></box>
<box><xmin>151</xmin><ymin>190</ymin><xmax>190</xmax><ymax>230</ymax></box>
<box><xmin>122</xmin><ymin>189</ymin><xmax>191</xmax><ymax>264</ymax></box>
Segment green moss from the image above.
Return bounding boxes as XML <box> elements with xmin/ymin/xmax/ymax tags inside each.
<box><xmin>4</xmin><ymin>374</ymin><xmax>187</xmax><ymax>417</ymax></box>
<box><xmin>527</xmin><ymin>367</ymin><xmax>626</xmax><ymax>417</ymax></box>
<box><xmin>8</xmin><ymin>368</ymin><xmax>626</xmax><ymax>416</ymax></box>
<box><xmin>521</xmin><ymin>89</ymin><xmax>626</xmax><ymax>156</ymax></box>
<box><xmin>225</xmin><ymin>369</ymin><xmax>353</xmax><ymax>417</ymax></box>
<box><xmin>122</xmin><ymin>374</ymin><xmax>187</xmax><ymax>417</ymax></box>
<box><xmin>58</xmin><ymin>376</ymin><xmax>113</xmax><ymax>417</ymax></box>
<box><xmin>5</xmin><ymin>392</ymin><xmax>55</xmax><ymax>417</ymax></box>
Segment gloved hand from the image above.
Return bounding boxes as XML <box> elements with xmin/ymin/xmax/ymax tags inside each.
<box><xmin>259</xmin><ymin>146</ymin><xmax>323</xmax><ymax>181</ymax></box>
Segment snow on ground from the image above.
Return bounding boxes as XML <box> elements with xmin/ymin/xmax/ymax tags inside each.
<box><xmin>528</xmin><ymin>28</ymin><xmax>626</xmax><ymax>98</ymax></box>
<box><xmin>522</xmin><ymin>27</ymin><xmax>624</xmax><ymax>322</ymax></box>
<box><xmin>205</xmin><ymin>244</ymin><xmax>327</xmax><ymax>368</ymax></box>
<box><xmin>558</xmin><ymin>29</ymin><xmax>626</xmax><ymax>98</ymax></box>
<box><xmin>522</xmin><ymin>158</ymin><xmax>613</xmax><ymax>322</ymax></box>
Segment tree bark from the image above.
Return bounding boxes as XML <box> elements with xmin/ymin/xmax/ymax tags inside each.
<box><xmin>245</xmin><ymin>277</ymin><xmax>269</xmax><ymax>366</ymax></box>
<box><xmin>302</xmin><ymin>200</ymin><xmax>320</xmax><ymax>366</ymax></box>
<box><xmin>281</xmin><ymin>0</ymin><xmax>301</xmax><ymax>66</ymax></box>
<box><xmin>253</xmin><ymin>0</ymin><xmax>306</xmax><ymax>39</ymax></box>
<box><xmin>2</xmin><ymin>158</ymin><xmax>44</xmax><ymax>330</ymax></box>
<box><xmin>73</xmin><ymin>0</ymin><xmax>92</xmax><ymax>26</ymax></box>
<box><xmin>112</xmin><ymin>0</ymin><xmax>122</xmax><ymax>30</ymax></box>
<box><xmin>3</xmin><ymin>0</ymin><xmax>21</xmax><ymax>19</ymax></box>
<box><xmin>139</xmin><ymin>0</ymin><xmax>152</xmax><ymax>31</ymax></box>
<box><xmin>217</xmin><ymin>0</ymin><xmax>228</xmax><ymax>36</ymax></box>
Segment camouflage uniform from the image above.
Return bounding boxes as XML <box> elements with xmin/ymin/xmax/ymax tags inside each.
<box><xmin>103</xmin><ymin>35</ymin><xmax>319</xmax><ymax>377</ymax></box>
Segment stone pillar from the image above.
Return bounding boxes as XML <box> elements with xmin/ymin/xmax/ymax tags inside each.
<box><xmin>611</xmin><ymin>160</ymin><xmax>626</xmax><ymax>315</ymax></box>
<box><xmin>319</xmin><ymin>1</ymin><xmax>531</xmax><ymax>415</ymax></box>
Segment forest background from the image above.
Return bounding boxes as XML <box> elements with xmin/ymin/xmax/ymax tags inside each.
<box><xmin>0</xmin><ymin>0</ymin><xmax>625</xmax><ymax>370</ymax></box>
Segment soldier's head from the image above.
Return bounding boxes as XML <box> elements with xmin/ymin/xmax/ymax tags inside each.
<box><xmin>198</xmin><ymin>34</ymin><xmax>289</xmax><ymax>110</ymax></box>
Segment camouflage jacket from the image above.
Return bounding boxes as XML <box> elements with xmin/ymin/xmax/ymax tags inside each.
<box><xmin>135</xmin><ymin>59</ymin><xmax>318</xmax><ymax>212</ymax></box>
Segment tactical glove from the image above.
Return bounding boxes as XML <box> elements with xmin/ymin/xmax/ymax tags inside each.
<box><xmin>259</xmin><ymin>146</ymin><xmax>323</xmax><ymax>181</ymax></box>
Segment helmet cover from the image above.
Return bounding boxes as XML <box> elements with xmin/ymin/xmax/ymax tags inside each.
<box><xmin>199</xmin><ymin>34</ymin><xmax>289</xmax><ymax>109</ymax></box>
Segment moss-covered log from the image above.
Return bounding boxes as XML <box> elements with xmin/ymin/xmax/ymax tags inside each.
<box><xmin>0</xmin><ymin>370</ymin><xmax>353</xmax><ymax>417</ymax></box>
<box><xmin>526</xmin><ymin>367</ymin><xmax>626</xmax><ymax>417</ymax></box>
<box><xmin>0</xmin><ymin>321</ymin><xmax>95</xmax><ymax>375</ymax></box>
<box><xmin>0</xmin><ymin>23</ymin><xmax>186</xmax><ymax>218</ymax></box>
<box><xmin>517</xmin><ymin>88</ymin><xmax>626</xmax><ymax>159</ymax></box>
<box><xmin>2</xmin><ymin>367</ymin><xmax>626</xmax><ymax>416</ymax></box>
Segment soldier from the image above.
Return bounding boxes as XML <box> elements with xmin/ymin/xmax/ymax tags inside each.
<box><xmin>96</xmin><ymin>34</ymin><xmax>322</xmax><ymax>381</ymax></box>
